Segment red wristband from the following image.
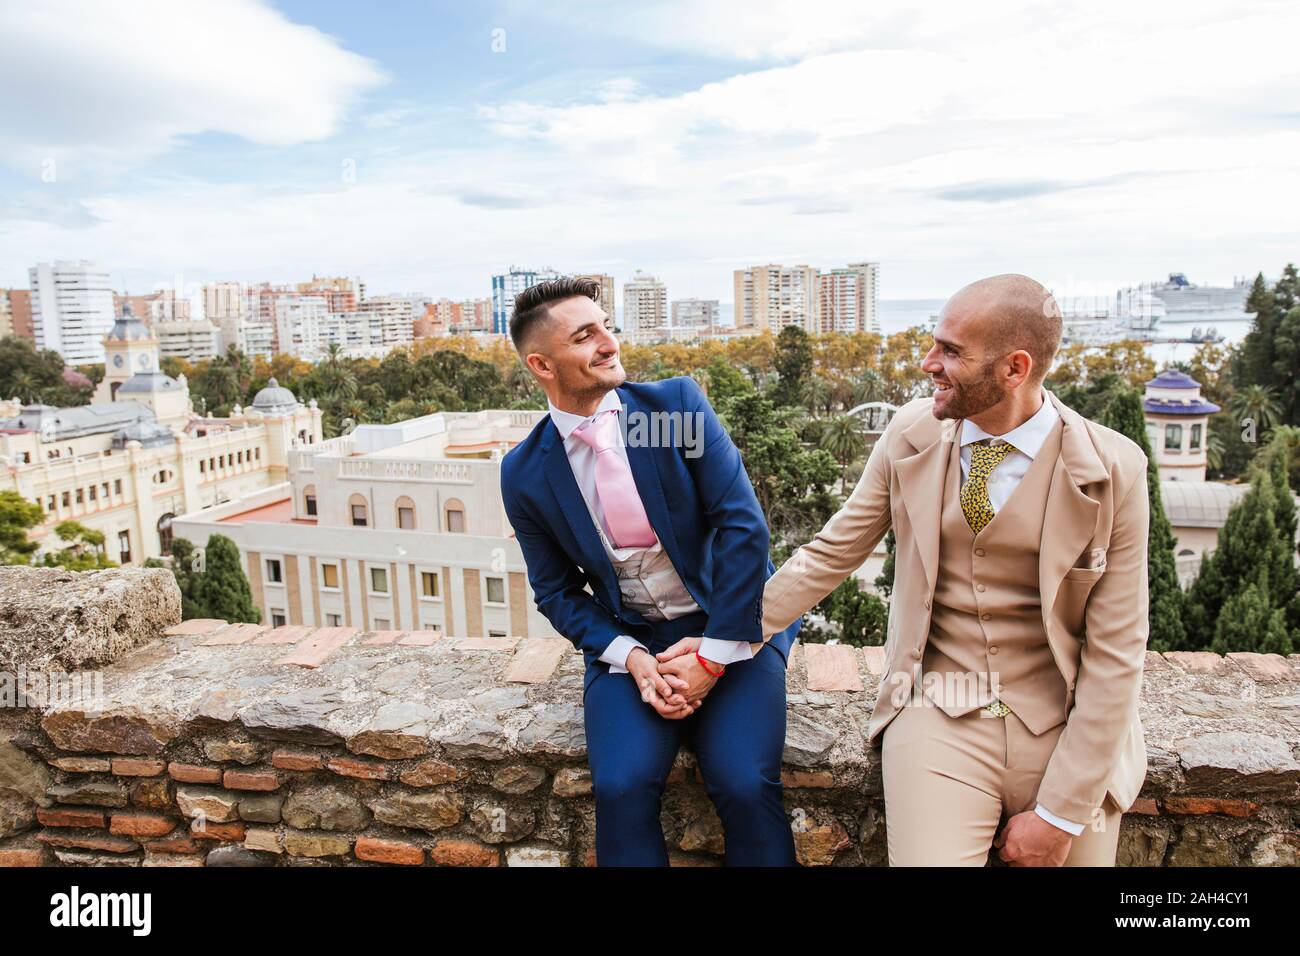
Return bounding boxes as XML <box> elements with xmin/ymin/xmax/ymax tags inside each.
<box><xmin>696</xmin><ymin>651</ymin><xmax>725</xmax><ymax>677</ymax></box>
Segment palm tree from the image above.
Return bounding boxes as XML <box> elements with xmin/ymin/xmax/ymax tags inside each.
<box><xmin>1228</xmin><ymin>385</ymin><xmax>1282</xmax><ymax>436</ymax></box>
<box><xmin>820</xmin><ymin>414</ymin><xmax>868</xmax><ymax>486</ymax></box>
<box><xmin>802</xmin><ymin>376</ymin><xmax>832</xmax><ymax>416</ymax></box>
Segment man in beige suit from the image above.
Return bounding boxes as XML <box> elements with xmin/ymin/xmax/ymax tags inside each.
<box><xmin>760</xmin><ymin>274</ymin><xmax>1149</xmax><ymax>866</ymax></box>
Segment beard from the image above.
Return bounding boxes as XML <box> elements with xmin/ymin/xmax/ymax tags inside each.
<box><xmin>933</xmin><ymin>360</ymin><xmax>1006</xmax><ymax>420</ymax></box>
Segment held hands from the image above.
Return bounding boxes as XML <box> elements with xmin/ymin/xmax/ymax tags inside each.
<box><xmin>654</xmin><ymin>637</ymin><xmax>720</xmax><ymax>707</ymax></box>
<box><xmin>626</xmin><ymin>647</ymin><xmax>699</xmax><ymax>720</ymax></box>
<box><xmin>993</xmin><ymin>810</ymin><xmax>1073</xmax><ymax>866</ymax></box>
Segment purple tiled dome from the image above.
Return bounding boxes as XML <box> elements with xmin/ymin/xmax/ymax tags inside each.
<box><xmin>1145</xmin><ymin>368</ymin><xmax>1200</xmax><ymax>390</ymax></box>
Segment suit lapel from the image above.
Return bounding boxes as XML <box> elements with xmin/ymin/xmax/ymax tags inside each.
<box><xmin>540</xmin><ymin>418</ymin><xmax>620</xmax><ymax>611</ymax></box>
<box><xmin>895</xmin><ymin>411</ymin><xmax>958</xmax><ymax>598</ymax></box>
<box><xmin>616</xmin><ymin>387</ymin><xmax>700</xmax><ymax>607</ymax></box>
<box><xmin>1037</xmin><ymin>390</ymin><xmax>1109</xmax><ymax>649</ymax></box>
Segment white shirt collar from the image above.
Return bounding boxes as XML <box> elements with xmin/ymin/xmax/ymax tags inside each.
<box><xmin>960</xmin><ymin>387</ymin><xmax>1058</xmax><ymax>460</ymax></box>
<box><xmin>547</xmin><ymin>389</ymin><xmax>623</xmax><ymax>441</ymax></box>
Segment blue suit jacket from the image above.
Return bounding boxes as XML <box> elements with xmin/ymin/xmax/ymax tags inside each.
<box><xmin>500</xmin><ymin>376</ymin><xmax>800</xmax><ymax>695</ymax></box>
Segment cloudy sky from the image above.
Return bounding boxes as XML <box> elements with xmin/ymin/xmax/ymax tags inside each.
<box><xmin>1</xmin><ymin>0</ymin><xmax>1296</xmax><ymax>306</ymax></box>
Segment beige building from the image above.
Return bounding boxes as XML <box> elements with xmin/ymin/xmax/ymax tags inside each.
<box><xmin>575</xmin><ymin>274</ymin><xmax>617</xmax><ymax>326</ymax></box>
<box><xmin>171</xmin><ymin>408</ymin><xmax>559</xmax><ymax>639</ymax></box>
<box><xmin>0</xmin><ymin>305</ymin><xmax>321</xmax><ymax>565</ymax></box>
<box><xmin>622</xmin><ymin>271</ymin><xmax>668</xmax><ymax>343</ymax></box>
<box><xmin>734</xmin><ymin>263</ymin><xmax>819</xmax><ymax>334</ymax></box>
<box><xmin>1143</xmin><ymin>369</ymin><xmax>1220</xmax><ymax>482</ymax></box>
<box><xmin>818</xmin><ymin>262</ymin><xmax>881</xmax><ymax>334</ymax></box>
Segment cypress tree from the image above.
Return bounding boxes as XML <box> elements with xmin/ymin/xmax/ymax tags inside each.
<box><xmin>195</xmin><ymin>534</ymin><xmax>261</xmax><ymax>624</ymax></box>
<box><xmin>1101</xmin><ymin>388</ymin><xmax>1186</xmax><ymax>650</ymax></box>
<box><xmin>1211</xmin><ymin>576</ymin><xmax>1292</xmax><ymax>655</ymax></box>
<box><xmin>168</xmin><ymin>537</ymin><xmax>209</xmax><ymax>620</ymax></box>
<box><xmin>1234</xmin><ymin>273</ymin><xmax>1279</xmax><ymax>390</ymax></box>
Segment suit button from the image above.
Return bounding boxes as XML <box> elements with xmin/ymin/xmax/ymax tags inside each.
<box><xmin>974</xmin><ymin>548</ymin><xmax>986</xmax><ymax>557</ymax></box>
<box><xmin>980</xmin><ymin>613</ymin><xmax>991</xmax><ymax>621</ymax></box>
<box><xmin>975</xmin><ymin>584</ymin><xmax>986</xmax><ymax>592</ymax></box>
<box><xmin>911</xmin><ymin>648</ymin><xmax>922</xmax><ymax>660</ymax></box>
<box><xmin>988</xmin><ymin>645</ymin><xmax>999</xmax><ymax>655</ymax></box>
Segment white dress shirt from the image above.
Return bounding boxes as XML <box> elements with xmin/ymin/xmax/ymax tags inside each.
<box><xmin>958</xmin><ymin>389</ymin><xmax>1083</xmax><ymax>837</ymax></box>
<box><xmin>547</xmin><ymin>393</ymin><xmax>751</xmax><ymax>673</ymax></box>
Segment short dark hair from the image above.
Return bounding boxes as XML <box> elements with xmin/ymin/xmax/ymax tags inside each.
<box><xmin>509</xmin><ymin>277</ymin><xmax>601</xmax><ymax>352</ymax></box>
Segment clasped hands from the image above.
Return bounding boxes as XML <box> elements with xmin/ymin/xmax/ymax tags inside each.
<box><xmin>626</xmin><ymin>636</ymin><xmax>718</xmax><ymax>720</ymax></box>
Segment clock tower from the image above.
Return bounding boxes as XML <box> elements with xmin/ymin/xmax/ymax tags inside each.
<box><xmin>95</xmin><ymin>299</ymin><xmax>160</xmax><ymax>404</ymax></box>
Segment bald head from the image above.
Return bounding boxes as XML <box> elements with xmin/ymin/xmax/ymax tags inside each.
<box><xmin>942</xmin><ymin>274</ymin><xmax>1062</xmax><ymax>382</ymax></box>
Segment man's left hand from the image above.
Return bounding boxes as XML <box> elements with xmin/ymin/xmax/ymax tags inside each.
<box><xmin>655</xmin><ymin>637</ymin><xmax>718</xmax><ymax>703</ymax></box>
<box><xmin>993</xmin><ymin>810</ymin><xmax>1073</xmax><ymax>866</ymax></box>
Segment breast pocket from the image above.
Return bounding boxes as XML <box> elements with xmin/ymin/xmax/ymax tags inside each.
<box><xmin>1064</xmin><ymin>547</ymin><xmax>1107</xmax><ymax>583</ymax></box>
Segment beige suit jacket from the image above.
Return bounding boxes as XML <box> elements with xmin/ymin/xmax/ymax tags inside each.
<box><xmin>761</xmin><ymin>389</ymin><xmax>1151</xmax><ymax>821</ymax></box>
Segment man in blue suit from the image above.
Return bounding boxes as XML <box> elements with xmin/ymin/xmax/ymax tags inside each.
<box><xmin>500</xmin><ymin>278</ymin><xmax>800</xmax><ymax>866</ymax></box>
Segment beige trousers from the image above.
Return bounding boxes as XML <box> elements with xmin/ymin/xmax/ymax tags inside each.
<box><xmin>881</xmin><ymin>700</ymin><xmax>1123</xmax><ymax>866</ymax></box>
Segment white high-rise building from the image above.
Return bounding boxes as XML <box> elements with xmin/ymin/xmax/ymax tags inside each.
<box><xmin>671</xmin><ymin>298</ymin><xmax>718</xmax><ymax>331</ymax></box>
<box><xmin>274</xmin><ymin>295</ymin><xmax>330</xmax><ymax>360</ymax></box>
<box><xmin>28</xmin><ymin>260</ymin><xmax>115</xmax><ymax>365</ymax></box>
<box><xmin>623</xmin><ymin>270</ymin><xmax>668</xmax><ymax>342</ymax></box>
<box><xmin>358</xmin><ymin>295</ymin><xmax>418</xmax><ymax>351</ymax></box>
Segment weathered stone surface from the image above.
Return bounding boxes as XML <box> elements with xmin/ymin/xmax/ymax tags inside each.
<box><xmin>1117</xmin><ymin>822</ymin><xmax>1171</xmax><ymax>866</ymax></box>
<box><xmin>516</xmin><ymin>705</ymin><xmax>586</xmax><ymax>757</ymax></box>
<box><xmin>783</xmin><ymin>712</ymin><xmax>838</xmax><ymax>768</ymax></box>
<box><xmin>491</xmin><ymin>765</ymin><xmax>547</xmax><ymax>795</ymax></box>
<box><xmin>0</xmin><ymin>788</ymin><xmax>38</xmax><ymax>837</ymax></box>
<box><xmin>282</xmin><ymin>786</ymin><xmax>370</xmax><ymax>831</ymax></box>
<box><xmin>430</xmin><ymin>838</ymin><xmax>499</xmax><ymax>867</ymax></box>
<box><xmin>398</xmin><ymin>758</ymin><xmax>461</xmax><ymax>788</ymax></box>
<box><xmin>238</xmin><ymin>792</ymin><xmax>285</xmax><ymax>824</ymax></box>
<box><xmin>206</xmin><ymin>845</ymin><xmax>277</xmax><ymax>867</ymax></box>
<box><xmin>793</xmin><ymin>820</ymin><xmax>851</xmax><ymax>866</ymax></box>
<box><xmin>368</xmin><ymin>791</ymin><xmax>463</xmax><ymax>834</ymax></box>
<box><xmin>174</xmin><ymin>786</ymin><xmax>240</xmax><ymax>823</ymax></box>
<box><xmin>438</xmin><ymin>717</ymin><xmax>511</xmax><ymax>761</ymax></box>
<box><xmin>41</xmin><ymin>708</ymin><xmax>181</xmax><ymax>756</ymax></box>
<box><xmin>468</xmin><ymin>801</ymin><xmax>535</xmax><ymax>844</ymax></box>
<box><xmin>0</xmin><ymin>738</ymin><xmax>53</xmax><ymax>807</ymax></box>
<box><xmin>552</xmin><ymin>767</ymin><xmax>592</xmax><ymax>798</ymax></box>
<box><xmin>48</xmin><ymin>780</ymin><xmax>128</xmax><ymax>808</ymax></box>
<box><xmin>506</xmin><ymin>845</ymin><xmax>569</xmax><ymax>866</ymax></box>
<box><xmin>240</xmin><ymin>688</ymin><xmax>349</xmax><ymax>745</ymax></box>
<box><xmin>204</xmin><ymin>739</ymin><xmax>262</xmax><ymax>764</ymax></box>
<box><xmin>1167</xmin><ymin>823</ymin><xmax>1243</xmax><ymax>866</ymax></box>
<box><xmin>1175</xmin><ymin>732</ymin><xmax>1300</xmax><ymax>796</ymax></box>
<box><xmin>283</xmin><ymin>829</ymin><xmax>352</xmax><ymax>858</ymax></box>
<box><xmin>355</xmin><ymin>836</ymin><xmax>424</xmax><ymax>865</ymax></box>
<box><xmin>244</xmin><ymin>827</ymin><xmax>283</xmax><ymax>854</ymax></box>
<box><xmin>0</xmin><ymin>566</ymin><xmax>180</xmax><ymax>672</ymax></box>
<box><xmin>347</xmin><ymin>702</ymin><xmax>437</xmax><ymax>759</ymax></box>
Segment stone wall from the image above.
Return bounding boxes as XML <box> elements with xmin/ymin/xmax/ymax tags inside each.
<box><xmin>0</xmin><ymin>567</ymin><xmax>1297</xmax><ymax>867</ymax></box>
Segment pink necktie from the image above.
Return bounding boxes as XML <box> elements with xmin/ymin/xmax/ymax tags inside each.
<box><xmin>572</xmin><ymin>410</ymin><xmax>658</xmax><ymax>549</ymax></box>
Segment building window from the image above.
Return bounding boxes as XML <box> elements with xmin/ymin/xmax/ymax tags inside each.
<box><xmin>62</xmin><ymin>491</ymin><xmax>70</xmax><ymax>508</ymax></box>
<box><xmin>118</xmin><ymin>530</ymin><xmax>131</xmax><ymax>564</ymax></box>
<box><xmin>369</xmin><ymin>566</ymin><xmax>388</xmax><ymax>593</ymax></box>
<box><xmin>485</xmin><ymin>576</ymin><xmax>506</xmax><ymax>605</ymax></box>
<box><xmin>326</xmin><ymin>612</ymin><xmax>342</xmax><ymax>626</ymax></box>
<box><xmin>157</xmin><ymin>513</ymin><xmax>174</xmax><ymax>556</ymax></box>
<box><xmin>489</xmin><ymin>629</ymin><xmax>507</xmax><ymax>639</ymax></box>
<box><xmin>420</xmin><ymin>571</ymin><xmax>440</xmax><ymax>599</ymax></box>
<box><xmin>1190</xmin><ymin>423</ymin><xmax>1202</xmax><ymax>451</ymax></box>
<box><xmin>75</xmin><ymin>488</ymin><xmax>83</xmax><ymax>505</ymax></box>
<box><xmin>349</xmin><ymin>495</ymin><xmax>368</xmax><ymax>527</ymax></box>
<box><xmin>101</xmin><ymin>482</ymin><xmax>109</xmax><ymax>499</ymax></box>
<box><xmin>1165</xmin><ymin>423</ymin><xmax>1183</xmax><ymax>452</ymax></box>
<box><xmin>271</xmin><ymin>609</ymin><xmax>287</xmax><ymax>628</ymax></box>
<box><xmin>445</xmin><ymin>498</ymin><xmax>465</xmax><ymax>533</ymax></box>
<box><xmin>304</xmin><ymin>485</ymin><xmax>317</xmax><ymax>516</ymax></box>
<box><xmin>114</xmin><ymin>479</ymin><xmax>122</xmax><ymax>495</ymax></box>
<box><xmin>88</xmin><ymin>485</ymin><xmax>96</xmax><ymax>502</ymax></box>
<box><xmin>46</xmin><ymin>495</ymin><xmax>55</xmax><ymax>512</ymax></box>
<box><xmin>266</xmin><ymin>558</ymin><xmax>283</xmax><ymax>583</ymax></box>
<box><xmin>373</xmin><ymin>618</ymin><xmax>390</xmax><ymax>631</ymax></box>
<box><xmin>321</xmin><ymin>562</ymin><xmax>339</xmax><ymax>589</ymax></box>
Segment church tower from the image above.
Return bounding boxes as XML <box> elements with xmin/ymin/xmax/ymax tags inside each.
<box><xmin>95</xmin><ymin>299</ymin><xmax>159</xmax><ymax>404</ymax></box>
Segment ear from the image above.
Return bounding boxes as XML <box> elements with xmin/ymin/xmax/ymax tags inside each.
<box><xmin>524</xmin><ymin>351</ymin><xmax>553</xmax><ymax>382</ymax></box>
<box><xmin>1006</xmin><ymin>349</ymin><xmax>1034</xmax><ymax>387</ymax></box>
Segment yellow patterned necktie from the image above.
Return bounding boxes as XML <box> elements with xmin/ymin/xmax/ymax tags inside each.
<box><xmin>960</xmin><ymin>438</ymin><xmax>1018</xmax><ymax>717</ymax></box>
<box><xmin>960</xmin><ymin>439</ymin><xmax>1018</xmax><ymax>535</ymax></box>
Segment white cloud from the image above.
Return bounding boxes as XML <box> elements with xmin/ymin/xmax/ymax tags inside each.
<box><xmin>0</xmin><ymin>0</ymin><xmax>384</xmax><ymax>173</ymax></box>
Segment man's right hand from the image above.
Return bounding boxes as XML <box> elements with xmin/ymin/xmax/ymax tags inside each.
<box><xmin>626</xmin><ymin>648</ymin><xmax>699</xmax><ymax>720</ymax></box>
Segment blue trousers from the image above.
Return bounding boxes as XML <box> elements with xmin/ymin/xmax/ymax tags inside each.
<box><xmin>583</xmin><ymin>614</ymin><xmax>795</xmax><ymax>866</ymax></box>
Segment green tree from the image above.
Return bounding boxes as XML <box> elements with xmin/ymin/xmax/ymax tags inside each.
<box><xmin>1101</xmin><ymin>388</ymin><xmax>1186</xmax><ymax>650</ymax></box>
<box><xmin>772</xmin><ymin>325</ymin><xmax>813</xmax><ymax>408</ymax></box>
<box><xmin>806</xmin><ymin>576</ymin><xmax>889</xmax><ymax>647</ymax></box>
<box><xmin>0</xmin><ymin>490</ymin><xmax>44</xmax><ymax>565</ymax></box>
<box><xmin>194</xmin><ymin>534</ymin><xmax>261</xmax><ymax>624</ymax></box>
<box><xmin>819</xmin><ymin>414</ymin><xmax>868</xmax><ymax>486</ymax></box>
<box><xmin>0</xmin><ymin>336</ymin><xmax>93</xmax><ymax>406</ymax></box>
<box><xmin>874</xmin><ymin>529</ymin><xmax>896</xmax><ymax>598</ymax></box>
<box><xmin>167</xmin><ymin>537</ymin><xmax>209</xmax><ymax>620</ymax></box>
<box><xmin>41</xmin><ymin>520</ymin><xmax>115</xmax><ymax>570</ymax></box>
<box><xmin>1210</xmin><ymin>577</ymin><xmax>1292</xmax><ymax>655</ymax></box>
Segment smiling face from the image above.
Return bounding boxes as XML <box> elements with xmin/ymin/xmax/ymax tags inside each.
<box><xmin>523</xmin><ymin>294</ymin><xmax>625</xmax><ymax>407</ymax></box>
<box><xmin>920</xmin><ymin>292</ymin><xmax>1015</xmax><ymax>421</ymax></box>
